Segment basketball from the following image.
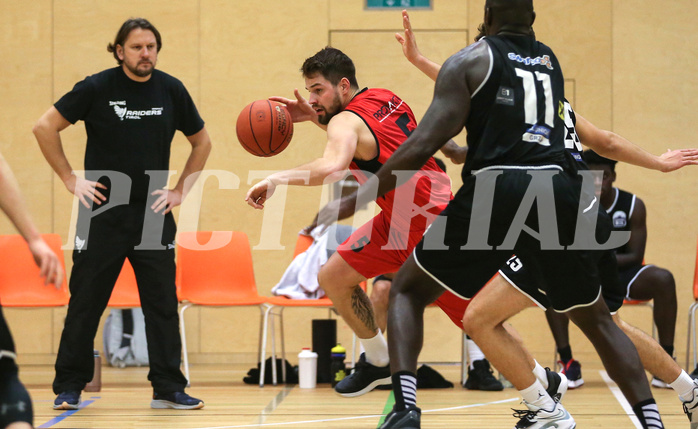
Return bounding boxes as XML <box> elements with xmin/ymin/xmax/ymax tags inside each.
<box><xmin>236</xmin><ymin>100</ymin><xmax>294</xmax><ymax>157</ymax></box>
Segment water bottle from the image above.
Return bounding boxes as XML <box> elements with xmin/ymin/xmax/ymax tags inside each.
<box><xmin>330</xmin><ymin>344</ymin><xmax>347</xmax><ymax>387</ymax></box>
<box><xmin>298</xmin><ymin>348</ymin><xmax>318</xmax><ymax>389</ymax></box>
<box><xmin>84</xmin><ymin>350</ymin><xmax>102</xmax><ymax>392</ymax></box>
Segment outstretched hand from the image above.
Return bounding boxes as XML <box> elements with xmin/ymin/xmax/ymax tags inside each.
<box><xmin>395</xmin><ymin>10</ymin><xmax>422</xmax><ymax>64</ymax></box>
<box><xmin>269</xmin><ymin>89</ymin><xmax>317</xmax><ymax>124</ymax></box>
<box><xmin>658</xmin><ymin>148</ymin><xmax>698</xmax><ymax>172</ymax></box>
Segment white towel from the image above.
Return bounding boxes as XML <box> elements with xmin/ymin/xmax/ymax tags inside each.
<box><xmin>271</xmin><ymin>228</ymin><xmax>329</xmax><ymax>299</ymax></box>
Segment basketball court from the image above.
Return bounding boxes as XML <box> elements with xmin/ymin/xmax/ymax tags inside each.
<box><xmin>27</xmin><ymin>361</ymin><xmax>689</xmax><ymax>428</ymax></box>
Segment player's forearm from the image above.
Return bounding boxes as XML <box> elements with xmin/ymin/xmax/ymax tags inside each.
<box><xmin>411</xmin><ymin>55</ymin><xmax>441</xmax><ymax>82</ymax></box>
<box><xmin>594</xmin><ymin>131</ymin><xmax>663</xmax><ymax>171</ymax></box>
<box><xmin>174</xmin><ymin>138</ymin><xmax>212</xmax><ymax>198</ymax></box>
<box><xmin>0</xmin><ymin>156</ymin><xmax>41</xmax><ymax>243</ymax></box>
<box><xmin>268</xmin><ymin>158</ymin><xmax>346</xmax><ymax>187</ymax></box>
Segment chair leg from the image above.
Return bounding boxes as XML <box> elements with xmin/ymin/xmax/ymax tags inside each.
<box><xmin>687</xmin><ymin>302</ymin><xmax>698</xmax><ymax>371</ymax></box>
<box><xmin>279</xmin><ymin>307</ymin><xmax>286</xmax><ymax>384</ymax></box>
<box><xmin>270</xmin><ymin>308</ymin><xmax>278</xmax><ymax>386</ymax></box>
<box><xmin>259</xmin><ymin>303</ymin><xmax>274</xmax><ymax>388</ymax></box>
<box><xmin>461</xmin><ymin>332</ymin><xmax>468</xmax><ymax>386</ymax></box>
<box><xmin>179</xmin><ymin>303</ymin><xmax>192</xmax><ymax>387</ymax></box>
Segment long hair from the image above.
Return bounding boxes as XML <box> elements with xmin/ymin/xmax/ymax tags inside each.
<box><xmin>107</xmin><ymin>18</ymin><xmax>162</xmax><ymax>65</ymax></box>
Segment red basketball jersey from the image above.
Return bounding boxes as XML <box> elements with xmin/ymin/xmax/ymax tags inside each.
<box><xmin>345</xmin><ymin>88</ymin><xmax>452</xmax><ymax>233</ymax></box>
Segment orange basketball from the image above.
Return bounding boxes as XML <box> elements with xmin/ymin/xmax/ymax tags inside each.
<box><xmin>235</xmin><ymin>100</ymin><xmax>294</xmax><ymax>157</ymax></box>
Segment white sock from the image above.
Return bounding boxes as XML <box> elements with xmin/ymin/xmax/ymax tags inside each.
<box><xmin>520</xmin><ymin>379</ymin><xmax>555</xmax><ymax>410</ymax></box>
<box><xmin>466</xmin><ymin>336</ymin><xmax>486</xmax><ymax>369</ymax></box>
<box><xmin>532</xmin><ymin>361</ymin><xmax>549</xmax><ymax>390</ymax></box>
<box><xmin>360</xmin><ymin>330</ymin><xmax>389</xmax><ymax>367</ymax></box>
<box><xmin>670</xmin><ymin>371</ymin><xmax>697</xmax><ymax>401</ymax></box>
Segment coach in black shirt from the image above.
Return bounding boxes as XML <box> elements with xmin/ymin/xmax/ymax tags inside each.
<box><xmin>33</xmin><ymin>18</ymin><xmax>211</xmax><ymax>410</ymax></box>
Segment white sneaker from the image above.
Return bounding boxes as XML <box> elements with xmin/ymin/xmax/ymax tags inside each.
<box><xmin>682</xmin><ymin>382</ymin><xmax>698</xmax><ymax>429</ymax></box>
<box><xmin>513</xmin><ymin>402</ymin><xmax>576</xmax><ymax>429</ymax></box>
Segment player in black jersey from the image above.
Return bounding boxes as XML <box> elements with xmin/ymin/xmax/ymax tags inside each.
<box><xmin>390</xmin><ymin>8</ymin><xmax>698</xmax><ymax>428</ymax></box>
<box><xmin>33</xmin><ymin>18</ymin><xmax>211</xmax><ymax>411</ymax></box>
<box><xmin>0</xmin><ymin>150</ymin><xmax>64</xmax><ymax>429</ymax></box>
<box><xmin>545</xmin><ymin>150</ymin><xmax>678</xmax><ymax>388</ymax></box>
<box><xmin>348</xmin><ymin>1</ymin><xmax>667</xmax><ymax>428</ymax></box>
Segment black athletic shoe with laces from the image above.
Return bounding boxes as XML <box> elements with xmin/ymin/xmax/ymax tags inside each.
<box><xmin>380</xmin><ymin>405</ymin><xmax>421</xmax><ymax>429</ymax></box>
<box><xmin>334</xmin><ymin>353</ymin><xmax>391</xmax><ymax>397</ymax></box>
<box><xmin>463</xmin><ymin>359</ymin><xmax>504</xmax><ymax>391</ymax></box>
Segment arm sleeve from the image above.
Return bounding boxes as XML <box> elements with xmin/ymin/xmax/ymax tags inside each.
<box><xmin>53</xmin><ymin>77</ymin><xmax>95</xmax><ymax>124</ymax></box>
<box><xmin>174</xmin><ymin>80</ymin><xmax>205</xmax><ymax>136</ymax></box>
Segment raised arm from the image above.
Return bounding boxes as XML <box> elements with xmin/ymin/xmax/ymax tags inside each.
<box><xmin>395</xmin><ymin>10</ymin><xmax>441</xmax><ymax>81</ymax></box>
<box><xmin>354</xmin><ymin>46</ymin><xmax>484</xmax><ymax>207</ymax></box>
<box><xmin>396</xmin><ymin>9</ymin><xmax>467</xmax><ymax>164</ymax></box>
<box><xmin>575</xmin><ymin>112</ymin><xmax>698</xmax><ymax>172</ymax></box>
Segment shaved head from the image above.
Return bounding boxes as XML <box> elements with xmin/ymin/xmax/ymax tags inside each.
<box><xmin>483</xmin><ymin>0</ymin><xmax>535</xmax><ymax>37</ymax></box>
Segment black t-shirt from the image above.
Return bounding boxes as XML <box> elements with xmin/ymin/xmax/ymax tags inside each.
<box><xmin>54</xmin><ymin>66</ymin><xmax>204</xmax><ymax>202</ymax></box>
<box><xmin>463</xmin><ymin>35</ymin><xmax>567</xmax><ymax>177</ymax></box>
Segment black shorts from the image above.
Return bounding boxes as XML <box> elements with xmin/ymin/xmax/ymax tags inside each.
<box><xmin>414</xmin><ymin>167</ymin><xmax>605</xmax><ymax>311</ymax></box>
<box><xmin>619</xmin><ymin>264</ymin><xmax>653</xmax><ymax>298</ymax></box>
<box><xmin>499</xmin><ymin>248</ymin><xmax>624</xmax><ymax>313</ymax></box>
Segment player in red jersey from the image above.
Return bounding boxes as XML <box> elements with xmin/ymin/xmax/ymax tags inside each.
<box><xmin>246</xmin><ymin>47</ymin><xmax>459</xmax><ymax>397</ymax></box>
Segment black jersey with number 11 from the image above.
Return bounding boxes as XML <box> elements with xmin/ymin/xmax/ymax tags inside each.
<box><xmin>463</xmin><ymin>35</ymin><xmax>567</xmax><ymax>177</ymax></box>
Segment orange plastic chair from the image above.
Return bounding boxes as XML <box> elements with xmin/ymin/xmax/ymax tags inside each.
<box><xmin>685</xmin><ymin>237</ymin><xmax>698</xmax><ymax>370</ymax></box>
<box><xmin>0</xmin><ymin>234</ymin><xmax>68</xmax><ymax>307</ymax></box>
<box><xmin>107</xmin><ymin>259</ymin><xmax>141</xmax><ymax>308</ymax></box>
<box><xmin>176</xmin><ymin>231</ymin><xmax>269</xmax><ymax>386</ymax></box>
<box><xmin>264</xmin><ymin>233</ymin><xmax>368</xmax><ymax>385</ymax></box>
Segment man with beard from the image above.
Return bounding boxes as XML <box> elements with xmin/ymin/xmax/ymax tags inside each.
<box><xmin>33</xmin><ymin>18</ymin><xmax>211</xmax><ymax>410</ymax></box>
<box><xmin>246</xmin><ymin>46</ymin><xmax>459</xmax><ymax>397</ymax></box>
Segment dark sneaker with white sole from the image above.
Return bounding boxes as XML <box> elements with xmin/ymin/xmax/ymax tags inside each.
<box><xmin>334</xmin><ymin>353</ymin><xmax>391</xmax><ymax>397</ymax></box>
<box><xmin>545</xmin><ymin>367</ymin><xmax>568</xmax><ymax>402</ymax></box>
<box><xmin>151</xmin><ymin>391</ymin><xmax>204</xmax><ymax>410</ymax></box>
<box><xmin>380</xmin><ymin>405</ymin><xmax>421</xmax><ymax>429</ymax></box>
<box><xmin>53</xmin><ymin>390</ymin><xmax>81</xmax><ymax>410</ymax></box>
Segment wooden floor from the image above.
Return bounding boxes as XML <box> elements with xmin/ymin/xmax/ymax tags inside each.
<box><xmin>24</xmin><ymin>362</ymin><xmax>690</xmax><ymax>428</ymax></box>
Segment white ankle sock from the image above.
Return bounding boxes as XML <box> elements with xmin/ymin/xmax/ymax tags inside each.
<box><xmin>670</xmin><ymin>371</ymin><xmax>697</xmax><ymax>401</ymax></box>
<box><xmin>532</xmin><ymin>361</ymin><xmax>549</xmax><ymax>389</ymax></box>
<box><xmin>520</xmin><ymin>379</ymin><xmax>555</xmax><ymax>410</ymax></box>
<box><xmin>360</xmin><ymin>330</ymin><xmax>389</xmax><ymax>367</ymax></box>
<box><xmin>466</xmin><ymin>336</ymin><xmax>485</xmax><ymax>369</ymax></box>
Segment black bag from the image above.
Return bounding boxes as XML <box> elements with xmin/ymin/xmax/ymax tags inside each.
<box><xmin>243</xmin><ymin>358</ymin><xmax>298</xmax><ymax>384</ymax></box>
<box><xmin>417</xmin><ymin>364</ymin><xmax>454</xmax><ymax>388</ymax></box>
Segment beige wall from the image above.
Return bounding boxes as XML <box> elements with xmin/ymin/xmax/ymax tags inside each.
<box><xmin>1</xmin><ymin>0</ymin><xmax>696</xmax><ymax>368</ymax></box>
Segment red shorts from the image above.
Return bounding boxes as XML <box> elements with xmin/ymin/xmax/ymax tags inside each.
<box><xmin>434</xmin><ymin>290</ymin><xmax>470</xmax><ymax>329</ymax></box>
<box><xmin>336</xmin><ymin>211</ymin><xmax>425</xmax><ymax>279</ymax></box>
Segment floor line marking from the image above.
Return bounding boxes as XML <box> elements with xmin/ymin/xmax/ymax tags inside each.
<box><xmin>37</xmin><ymin>396</ymin><xmax>99</xmax><ymax>428</ymax></box>
<box><xmin>195</xmin><ymin>397</ymin><xmax>519</xmax><ymax>429</ymax></box>
<box><xmin>599</xmin><ymin>370</ymin><xmax>642</xmax><ymax>429</ymax></box>
<box><xmin>256</xmin><ymin>386</ymin><xmax>294</xmax><ymax>425</ymax></box>
<box><xmin>376</xmin><ymin>390</ymin><xmax>395</xmax><ymax>428</ymax></box>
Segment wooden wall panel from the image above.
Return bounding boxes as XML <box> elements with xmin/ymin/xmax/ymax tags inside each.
<box><xmin>3</xmin><ymin>0</ymin><xmax>696</xmax><ymax>367</ymax></box>
<box><xmin>613</xmin><ymin>0</ymin><xmax>698</xmax><ymax>355</ymax></box>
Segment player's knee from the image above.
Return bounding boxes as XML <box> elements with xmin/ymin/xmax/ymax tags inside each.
<box><xmin>652</xmin><ymin>268</ymin><xmax>676</xmax><ymax>291</ymax></box>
